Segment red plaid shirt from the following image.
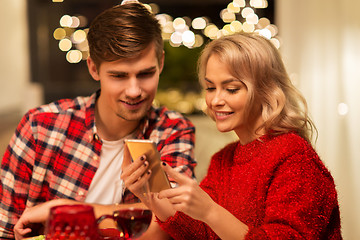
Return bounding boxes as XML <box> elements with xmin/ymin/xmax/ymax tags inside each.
<box><xmin>0</xmin><ymin>91</ymin><xmax>196</xmax><ymax>239</ymax></box>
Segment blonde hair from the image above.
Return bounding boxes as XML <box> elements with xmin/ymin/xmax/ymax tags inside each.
<box><xmin>198</xmin><ymin>32</ymin><xmax>317</xmax><ymax>143</ymax></box>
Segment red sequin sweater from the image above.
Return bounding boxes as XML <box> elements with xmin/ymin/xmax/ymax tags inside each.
<box><xmin>158</xmin><ymin>132</ymin><xmax>342</xmax><ymax>239</ymax></box>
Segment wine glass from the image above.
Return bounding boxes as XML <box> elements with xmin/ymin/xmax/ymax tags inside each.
<box><xmin>97</xmin><ymin>208</ymin><xmax>152</xmax><ymax>240</ymax></box>
<box><xmin>98</xmin><ymin>179</ymin><xmax>152</xmax><ymax>239</ymax></box>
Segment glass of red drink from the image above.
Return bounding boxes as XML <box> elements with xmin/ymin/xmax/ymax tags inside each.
<box><xmin>45</xmin><ymin>204</ymin><xmax>101</xmax><ymax>239</ymax></box>
<box><xmin>97</xmin><ymin>208</ymin><xmax>152</xmax><ymax>239</ymax></box>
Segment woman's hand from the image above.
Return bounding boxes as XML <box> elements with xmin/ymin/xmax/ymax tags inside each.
<box><xmin>158</xmin><ymin>163</ymin><xmax>215</xmax><ymax>222</ymax></box>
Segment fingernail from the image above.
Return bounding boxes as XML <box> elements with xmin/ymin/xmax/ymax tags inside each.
<box><xmin>162</xmin><ymin>162</ymin><xmax>166</xmax><ymax>166</ymax></box>
<box><xmin>143</xmin><ymin>161</ymin><xmax>148</xmax><ymax>167</ymax></box>
<box><xmin>147</xmin><ymin>170</ymin><xmax>151</xmax><ymax>175</ymax></box>
<box><xmin>140</xmin><ymin>155</ymin><xmax>145</xmax><ymax>161</ymax></box>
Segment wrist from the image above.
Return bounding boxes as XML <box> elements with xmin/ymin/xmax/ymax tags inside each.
<box><xmin>202</xmin><ymin>202</ymin><xmax>220</xmax><ymax>225</ymax></box>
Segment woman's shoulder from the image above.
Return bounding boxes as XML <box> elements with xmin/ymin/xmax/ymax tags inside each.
<box><xmin>269</xmin><ymin>132</ymin><xmax>334</xmax><ymax>180</ymax></box>
<box><xmin>266</xmin><ymin>132</ymin><xmax>314</xmax><ymax>154</ymax></box>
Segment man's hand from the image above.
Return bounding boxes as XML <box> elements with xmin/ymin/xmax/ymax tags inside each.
<box><xmin>121</xmin><ymin>144</ymin><xmax>152</xmax><ymax>200</ymax></box>
<box><xmin>14</xmin><ymin>199</ymin><xmax>78</xmax><ymax>240</ymax></box>
<box><xmin>121</xmin><ymin>145</ymin><xmax>176</xmax><ymax>221</ymax></box>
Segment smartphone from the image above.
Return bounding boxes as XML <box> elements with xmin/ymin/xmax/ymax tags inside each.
<box><xmin>124</xmin><ymin>139</ymin><xmax>171</xmax><ymax>193</ymax></box>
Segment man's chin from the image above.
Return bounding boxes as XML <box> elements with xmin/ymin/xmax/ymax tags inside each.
<box><xmin>116</xmin><ymin>109</ymin><xmax>149</xmax><ymax>121</ymax></box>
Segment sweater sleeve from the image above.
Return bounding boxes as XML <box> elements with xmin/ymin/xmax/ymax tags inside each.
<box><xmin>245</xmin><ymin>145</ymin><xmax>341</xmax><ymax>239</ymax></box>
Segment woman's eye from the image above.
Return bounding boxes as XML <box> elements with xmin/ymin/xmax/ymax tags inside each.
<box><xmin>227</xmin><ymin>88</ymin><xmax>239</xmax><ymax>94</ymax></box>
<box><xmin>205</xmin><ymin>87</ymin><xmax>215</xmax><ymax>91</ymax></box>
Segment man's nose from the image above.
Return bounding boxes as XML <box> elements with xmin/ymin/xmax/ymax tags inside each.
<box><xmin>125</xmin><ymin>79</ymin><xmax>142</xmax><ymax>98</ymax></box>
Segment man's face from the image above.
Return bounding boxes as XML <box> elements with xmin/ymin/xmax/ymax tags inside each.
<box><xmin>88</xmin><ymin>43</ymin><xmax>164</xmax><ymax>122</ymax></box>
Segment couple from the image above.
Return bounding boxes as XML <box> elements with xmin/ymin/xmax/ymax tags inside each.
<box><xmin>0</xmin><ymin>2</ymin><xmax>341</xmax><ymax>239</ymax></box>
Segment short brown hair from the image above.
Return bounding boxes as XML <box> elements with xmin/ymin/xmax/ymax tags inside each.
<box><xmin>87</xmin><ymin>3</ymin><xmax>163</xmax><ymax>68</ymax></box>
<box><xmin>198</xmin><ymin>33</ymin><xmax>317</xmax><ymax>143</ymax></box>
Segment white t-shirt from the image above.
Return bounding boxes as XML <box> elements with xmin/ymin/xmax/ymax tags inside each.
<box><xmin>85</xmin><ymin>135</ymin><xmax>132</xmax><ymax>204</ymax></box>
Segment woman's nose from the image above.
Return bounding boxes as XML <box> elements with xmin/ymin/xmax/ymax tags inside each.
<box><xmin>211</xmin><ymin>91</ymin><xmax>225</xmax><ymax>106</ymax></box>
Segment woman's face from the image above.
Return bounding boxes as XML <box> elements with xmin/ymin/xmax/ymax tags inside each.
<box><xmin>204</xmin><ymin>54</ymin><xmax>250</xmax><ymax>138</ymax></box>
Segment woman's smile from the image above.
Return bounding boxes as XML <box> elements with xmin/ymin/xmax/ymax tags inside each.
<box><xmin>214</xmin><ymin>111</ymin><xmax>234</xmax><ymax>120</ymax></box>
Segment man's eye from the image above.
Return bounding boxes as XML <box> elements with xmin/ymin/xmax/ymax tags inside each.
<box><xmin>138</xmin><ymin>71</ymin><xmax>155</xmax><ymax>78</ymax></box>
<box><xmin>111</xmin><ymin>74</ymin><xmax>126</xmax><ymax>79</ymax></box>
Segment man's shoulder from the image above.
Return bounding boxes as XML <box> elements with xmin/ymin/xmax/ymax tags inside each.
<box><xmin>27</xmin><ymin>95</ymin><xmax>92</xmax><ymax>118</ymax></box>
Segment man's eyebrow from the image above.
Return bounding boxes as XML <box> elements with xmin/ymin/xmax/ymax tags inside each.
<box><xmin>107</xmin><ymin>66</ymin><xmax>157</xmax><ymax>75</ymax></box>
<box><xmin>107</xmin><ymin>70</ymin><xmax>128</xmax><ymax>76</ymax></box>
<box><xmin>138</xmin><ymin>66</ymin><xmax>157</xmax><ymax>73</ymax></box>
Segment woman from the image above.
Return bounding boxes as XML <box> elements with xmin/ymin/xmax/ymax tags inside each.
<box><xmin>122</xmin><ymin>32</ymin><xmax>342</xmax><ymax>239</ymax></box>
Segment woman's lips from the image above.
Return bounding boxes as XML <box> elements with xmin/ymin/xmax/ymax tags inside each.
<box><xmin>214</xmin><ymin>111</ymin><xmax>233</xmax><ymax>120</ymax></box>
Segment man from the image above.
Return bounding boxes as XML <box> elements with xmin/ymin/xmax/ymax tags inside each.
<box><xmin>0</xmin><ymin>2</ymin><xmax>196</xmax><ymax>239</ymax></box>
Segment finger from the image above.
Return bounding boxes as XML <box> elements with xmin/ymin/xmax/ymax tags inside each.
<box><xmin>158</xmin><ymin>185</ymin><xmax>184</xmax><ymax>199</ymax></box>
<box><xmin>122</xmin><ymin>161</ymin><xmax>149</xmax><ymax>187</ymax></box>
<box><xmin>15</xmin><ymin>228</ymin><xmax>32</xmax><ymax>238</ymax></box>
<box><xmin>161</xmin><ymin>162</ymin><xmax>192</xmax><ymax>185</ymax></box>
<box><xmin>121</xmin><ymin>155</ymin><xmax>146</xmax><ymax>179</ymax></box>
<box><xmin>127</xmin><ymin>170</ymin><xmax>151</xmax><ymax>194</ymax></box>
<box><xmin>166</xmin><ymin>195</ymin><xmax>188</xmax><ymax>205</ymax></box>
<box><xmin>14</xmin><ymin>221</ymin><xmax>32</xmax><ymax>239</ymax></box>
<box><xmin>172</xmin><ymin>202</ymin><xmax>188</xmax><ymax>213</ymax></box>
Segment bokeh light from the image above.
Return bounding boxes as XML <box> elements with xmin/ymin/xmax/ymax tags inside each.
<box><xmin>192</xmin><ymin>17</ymin><xmax>207</xmax><ymax>30</ymax></box>
<box><xmin>227</xmin><ymin>2</ymin><xmax>241</xmax><ymax>13</ymax></box>
<box><xmin>173</xmin><ymin>17</ymin><xmax>187</xmax><ymax>31</ymax></box>
<box><xmin>241</xmin><ymin>7</ymin><xmax>254</xmax><ymax>18</ymax></box>
<box><xmin>242</xmin><ymin>22</ymin><xmax>255</xmax><ymax>32</ymax></box>
<box><xmin>230</xmin><ymin>21</ymin><xmax>243</xmax><ymax>32</ymax></box>
<box><xmin>221</xmin><ymin>9</ymin><xmax>236</xmax><ymax>23</ymax></box>
<box><xmin>70</xmin><ymin>16</ymin><xmax>80</xmax><ymax>28</ymax></box>
<box><xmin>72</xmin><ymin>29</ymin><xmax>87</xmax><ymax>44</ymax></box>
<box><xmin>66</xmin><ymin>50</ymin><xmax>82</xmax><ymax>63</ymax></box>
<box><xmin>182</xmin><ymin>30</ymin><xmax>195</xmax><ymax>47</ymax></box>
<box><xmin>60</xmin><ymin>15</ymin><xmax>72</xmax><ymax>28</ymax></box>
<box><xmin>54</xmin><ymin>0</ymin><xmax>279</xmax><ymax>63</ymax></box>
<box><xmin>338</xmin><ymin>103</ymin><xmax>349</xmax><ymax>116</ymax></box>
<box><xmin>53</xmin><ymin>28</ymin><xmax>66</xmax><ymax>40</ymax></box>
<box><xmin>250</xmin><ymin>0</ymin><xmax>268</xmax><ymax>8</ymax></box>
<box><xmin>233</xmin><ymin>0</ymin><xmax>246</xmax><ymax>8</ymax></box>
<box><xmin>170</xmin><ymin>32</ymin><xmax>183</xmax><ymax>45</ymax></box>
<box><xmin>59</xmin><ymin>39</ymin><xmax>72</xmax><ymax>51</ymax></box>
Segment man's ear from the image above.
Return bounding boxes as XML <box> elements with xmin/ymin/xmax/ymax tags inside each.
<box><xmin>159</xmin><ymin>50</ymin><xmax>165</xmax><ymax>73</ymax></box>
<box><xmin>87</xmin><ymin>57</ymin><xmax>100</xmax><ymax>81</ymax></box>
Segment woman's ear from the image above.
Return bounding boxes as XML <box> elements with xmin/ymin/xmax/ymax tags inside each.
<box><xmin>87</xmin><ymin>57</ymin><xmax>100</xmax><ymax>81</ymax></box>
